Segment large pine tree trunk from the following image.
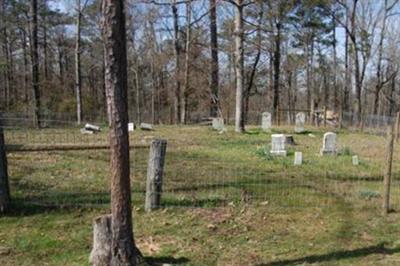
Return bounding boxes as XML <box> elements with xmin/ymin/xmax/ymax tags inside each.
<box><xmin>209</xmin><ymin>0</ymin><xmax>219</xmax><ymax>117</ymax></box>
<box><xmin>30</xmin><ymin>0</ymin><xmax>41</xmax><ymax>128</ymax></box>
<box><xmin>234</xmin><ymin>0</ymin><xmax>244</xmax><ymax>133</ymax></box>
<box><xmin>101</xmin><ymin>0</ymin><xmax>143</xmax><ymax>264</ymax></box>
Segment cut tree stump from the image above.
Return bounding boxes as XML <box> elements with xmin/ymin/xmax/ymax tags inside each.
<box><xmin>89</xmin><ymin>215</ymin><xmax>112</xmax><ymax>266</ymax></box>
<box><xmin>89</xmin><ymin>214</ymin><xmax>150</xmax><ymax>266</ymax></box>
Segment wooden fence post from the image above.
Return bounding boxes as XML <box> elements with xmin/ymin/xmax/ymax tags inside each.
<box><xmin>383</xmin><ymin>124</ymin><xmax>395</xmax><ymax>215</ymax></box>
<box><xmin>0</xmin><ymin>113</ymin><xmax>10</xmax><ymax>213</ymax></box>
<box><xmin>145</xmin><ymin>139</ymin><xmax>167</xmax><ymax>212</ymax></box>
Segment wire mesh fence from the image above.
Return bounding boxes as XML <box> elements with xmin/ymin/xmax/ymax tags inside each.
<box><xmin>1</xmin><ymin>112</ymin><xmax>399</xmax><ymax>212</ymax></box>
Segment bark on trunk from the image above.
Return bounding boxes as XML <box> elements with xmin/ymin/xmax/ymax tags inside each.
<box><xmin>209</xmin><ymin>0</ymin><xmax>219</xmax><ymax>117</ymax></box>
<box><xmin>0</xmin><ymin>114</ymin><xmax>10</xmax><ymax>213</ymax></box>
<box><xmin>101</xmin><ymin>0</ymin><xmax>143</xmax><ymax>264</ymax></box>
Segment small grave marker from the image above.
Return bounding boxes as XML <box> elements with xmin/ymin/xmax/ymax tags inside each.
<box><xmin>270</xmin><ymin>134</ymin><xmax>287</xmax><ymax>156</ymax></box>
<box><xmin>212</xmin><ymin>117</ymin><xmax>224</xmax><ymax>131</ymax></box>
<box><xmin>352</xmin><ymin>155</ymin><xmax>359</xmax><ymax>165</ymax></box>
<box><xmin>295</xmin><ymin>112</ymin><xmax>305</xmax><ymax>133</ymax></box>
<box><xmin>128</xmin><ymin>123</ymin><xmax>135</xmax><ymax>132</ymax></box>
<box><xmin>320</xmin><ymin>132</ymin><xmax>337</xmax><ymax>155</ymax></box>
<box><xmin>261</xmin><ymin>112</ymin><xmax>271</xmax><ymax>132</ymax></box>
<box><xmin>294</xmin><ymin>152</ymin><xmax>302</xmax><ymax>165</ymax></box>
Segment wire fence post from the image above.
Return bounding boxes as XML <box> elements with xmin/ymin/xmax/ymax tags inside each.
<box><xmin>0</xmin><ymin>113</ymin><xmax>10</xmax><ymax>213</ymax></box>
<box><xmin>383</xmin><ymin>124</ymin><xmax>395</xmax><ymax>215</ymax></box>
<box><xmin>145</xmin><ymin>139</ymin><xmax>167</xmax><ymax>212</ymax></box>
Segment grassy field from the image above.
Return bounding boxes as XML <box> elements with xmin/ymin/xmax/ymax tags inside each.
<box><xmin>2</xmin><ymin>125</ymin><xmax>400</xmax><ymax>265</ymax></box>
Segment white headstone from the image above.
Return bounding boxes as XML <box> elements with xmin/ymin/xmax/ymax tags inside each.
<box><xmin>295</xmin><ymin>112</ymin><xmax>306</xmax><ymax>133</ymax></box>
<box><xmin>261</xmin><ymin>112</ymin><xmax>272</xmax><ymax>132</ymax></box>
<box><xmin>212</xmin><ymin>117</ymin><xmax>224</xmax><ymax>131</ymax></box>
<box><xmin>270</xmin><ymin>134</ymin><xmax>287</xmax><ymax>156</ymax></box>
<box><xmin>140</xmin><ymin>123</ymin><xmax>154</xmax><ymax>131</ymax></box>
<box><xmin>128</xmin><ymin>123</ymin><xmax>135</xmax><ymax>132</ymax></box>
<box><xmin>85</xmin><ymin>123</ymin><xmax>101</xmax><ymax>133</ymax></box>
<box><xmin>352</xmin><ymin>155</ymin><xmax>359</xmax><ymax>165</ymax></box>
<box><xmin>294</xmin><ymin>152</ymin><xmax>302</xmax><ymax>165</ymax></box>
<box><xmin>320</xmin><ymin>132</ymin><xmax>337</xmax><ymax>155</ymax></box>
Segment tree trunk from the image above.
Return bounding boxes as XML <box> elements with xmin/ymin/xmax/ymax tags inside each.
<box><xmin>209</xmin><ymin>0</ymin><xmax>219</xmax><ymax>117</ymax></box>
<box><xmin>181</xmin><ymin>0</ymin><xmax>191</xmax><ymax>124</ymax></box>
<box><xmin>75</xmin><ymin>0</ymin><xmax>83</xmax><ymax>125</ymax></box>
<box><xmin>272</xmin><ymin>21</ymin><xmax>281</xmax><ymax>123</ymax></box>
<box><xmin>172</xmin><ymin>1</ymin><xmax>181</xmax><ymax>124</ymax></box>
<box><xmin>234</xmin><ymin>0</ymin><xmax>244</xmax><ymax>133</ymax></box>
<box><xmin>0</xmin><ymin>114</ymin><xmax>10</xmax><ymax>213</ymax></box>
<box><xmin>30</xmin><ymin>0</ymin><xmax>41</xmax><ymax>128</ymax></box>
<box><xmin>101</xmin><ymin>0</ymin><xmax>143</xmax><ymax>264</ymax></box>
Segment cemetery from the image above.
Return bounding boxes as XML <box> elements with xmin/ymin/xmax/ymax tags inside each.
<box><xmin>2</xmin><ymin>0</ymin><xmax>400</xmax><ymax>265</ymax></box>
<box><xmin>1</xmin><ymin>118</ymin><xmax>400</xmax><ymax>265</ymax></box>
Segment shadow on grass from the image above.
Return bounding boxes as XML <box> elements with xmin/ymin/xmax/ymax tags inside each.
<box><xmin>256</xmin><ymin>243</ymin><xmax>400</xmax><ymax>266</ymax></box>
<box><xmin>145</xmin><ymin>256</ymin><xmax>189</xmax><ymax>265</ymax></box>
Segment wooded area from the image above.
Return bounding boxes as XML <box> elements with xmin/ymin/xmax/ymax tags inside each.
<box><xmin>1</xmin><ymin>0</ymin><xmax>400</xmax><ymax>127</ymax></box>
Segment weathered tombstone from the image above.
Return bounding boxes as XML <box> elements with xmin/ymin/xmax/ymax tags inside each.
<box><xmin>80</xmin><ymin>128</ymin><xmax>94</xmax><ymax>135</ymax></box>
<box><xmin>212</xmin><ymin>117</ymin><xmax>224</xmax><ymax>131</ymax></box>
<box><xmin>270</xmin><ymin>134</ymin><xmax>287</xmax><ymax>156</ymax></box>
<box><xmin>261</xmin><ymin>112</ymin><xmax>272</xmax><ymax>132</ymax></box>
<box><xmin>295</xmin><ymin>112</ymin><xmax>306</xmax><ymax>133</ymax></box>
<box><xmin>128</xmin><ymin>122</ymin><xmax>135</xmax><ymax>132</ymax></box>
<box><xmin>352</xmin><ymin>155</ymin><xmax>359</xmax><ymax>165</ymax></box>
<box><xmin>140</xmin><ymin>123</ymin><xmax>154</xmax><ymax>131</ymax></box>
<box><xmin>145</xmin><ymin>139</ymin><xmax>167</xmax><ymax>212</ymax></box>
<box><xmin>294</xmin><ymin>152</ymin><xmax>302</xmax><ymax>165</ymax></box>
<box><xmin>320</xmin><ymin>132</ymin><xmax>337</xmax><ymax>155</ymax></box>
<box><xmin>85</xmin><ymin>123</ymin><xmax>101</xmax><ymax>133</ymax></box>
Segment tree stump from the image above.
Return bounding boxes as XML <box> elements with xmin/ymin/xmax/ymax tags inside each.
<box><xmin>89</xmin><ymin>215</ymin><xmax>112</xmax><ymax>266</ymax></box>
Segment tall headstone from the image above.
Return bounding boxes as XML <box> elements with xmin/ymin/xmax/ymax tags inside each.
<box><xmin>212</xmin><ymin>117</ymin><xmax>224</xmax><ymax>131</ymax></box>
<box><xmin>270</xmin><ymin>134</ymin><xmax>287</xmax><ymax>156</ymax></box>
<box><xmin>320</xmin><ymin>132</ymin><xmax>337</xmax><ymax>155</ymax></box>
<box><xmin>261</xmin><ymin>112</ymin><xmax>272</xmax><ymax>132</ymax></box>
<box><xmin>294</xmin><ymin>152</ymin><xmax>302</xmax><ymax>165</ymax></box>
<box><xmin>295</xmin><ymin>112</ymin><xmax>305</xmax><ymax>133</ymax></box>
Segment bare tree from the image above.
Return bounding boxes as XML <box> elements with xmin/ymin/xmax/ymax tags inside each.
<box><xmin>30</xmin><ymin>0</ymin><xmax>41</xmax><ymax>128</ymax></box>
<box><xmin>181</xmin><ymin>0</ymin><xmax>192</xmax><ymax>124</ymax></box>
<box><xmin>234</xmin><ymin>0</ymin><xmax>245</xmax><ymax>133</ymax></box>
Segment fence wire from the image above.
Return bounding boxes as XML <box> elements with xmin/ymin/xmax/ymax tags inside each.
<box><xmin>1</xmin><ymin>113</ymin><xmax>399</xmax><ymax>212</ymax></box>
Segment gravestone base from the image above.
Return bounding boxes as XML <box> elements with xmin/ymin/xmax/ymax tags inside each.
<box><xmin>320</xmin><ymin>149</ymin><xmax>337</xmax><ymax>156</ymax></box>
<box><xmin>270</xmin><ymin>150</ymin><xmax>287</xmax><ymax>156</ymax></box>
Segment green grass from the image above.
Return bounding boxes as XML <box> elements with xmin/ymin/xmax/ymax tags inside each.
<box><xmin>2</xmin><ymin>125</ymin><xmax>400</xmax><ymax>265</ymax></box>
